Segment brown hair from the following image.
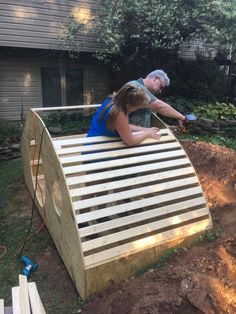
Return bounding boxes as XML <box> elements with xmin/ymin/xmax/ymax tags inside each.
<box><xmin>100</xmin><ymin>84</ymin><xmax>148</xmax><ymax>130</ymax></box>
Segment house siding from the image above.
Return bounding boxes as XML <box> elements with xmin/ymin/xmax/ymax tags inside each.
<box><xmin>0</xmin><ymin>50</ymin><xmax>109</xmax><ymax>120</ymax></box>
<box><xmin>179</xmin><ymin>39</ymin><xmax>217</xmax><ymax>60</ymax></box>
<box><xmin>0</xmin><ymin>0</ymin><xmax>101</xmax><ymax>52</ymax></box>
<box><xmin>0</xmin><ymin>59</ymin><xmax>41</xmax><ymax>120</ymax></box>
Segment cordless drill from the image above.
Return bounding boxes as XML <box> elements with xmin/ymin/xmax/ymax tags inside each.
<box><xmin>21</xmin><ymin>256</ymin><xmax>38</xmax><ymax>277</ymax></box>
<box><xmin>180</xmin><ymin>114</ymin><xmax>197</xmax><ymax>133</ymax></box>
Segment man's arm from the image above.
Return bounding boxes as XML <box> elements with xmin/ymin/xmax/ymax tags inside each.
<box><xmin>149</xmin><ymin>99</ymin><xmax>185</xmax><ymax>125</ymax></box>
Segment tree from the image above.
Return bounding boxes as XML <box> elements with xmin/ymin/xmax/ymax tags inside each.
<box><xmin>94</xmin><ymin>0</ymin><xmax>236</xmax><ymax>68</ymax></box>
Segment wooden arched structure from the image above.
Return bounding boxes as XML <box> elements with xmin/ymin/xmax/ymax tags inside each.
<box><xmin>21</xmin><ymin>106</ymin><xmax>212</xmax><ymax>299</ymax></box>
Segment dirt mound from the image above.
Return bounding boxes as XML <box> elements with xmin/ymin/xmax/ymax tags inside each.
<box><xmin>181</xmin><ymin>140</ymin><xmax>236</xmax><ymax>207</ymax></box>
<box><xmin>80</xmin><ymin>141</ymin><xmax>236</xmax><ymax>314</ymax></box>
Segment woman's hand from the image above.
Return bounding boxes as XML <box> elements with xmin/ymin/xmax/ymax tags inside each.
<box><xmin>144</xmin><ymin>128</ymin><xmax>161</xmax><ymax>140</ymax></box>
<box><xmin>114</xmin><ymin>112</ymin><xmax>161</xmax><ymax>146</ymax></box>
<box><xmin>149</xmin><ymin>127</ymin><xmax>160</xmax><ymax>132</ymax></box>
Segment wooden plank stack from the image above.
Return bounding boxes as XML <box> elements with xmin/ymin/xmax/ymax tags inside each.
<box><xmin>0</xmin><ymin>275</ymin><xmax>45</xmax><ymax>314</ymax></box>
<box><xmin>21</xmin><ymin>107</ymin><xmax>212</xmax><ymax>299</ymax></box>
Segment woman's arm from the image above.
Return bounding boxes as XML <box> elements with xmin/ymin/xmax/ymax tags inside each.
<box><xmin>113</xmin><ymin>112</ymin><xmax>161</xmax><ymax>146</ymax></box>
<box><xmin>129</xmin><ymin>124</ymin><xmax>159</xmax><ymax>132</ymax></box>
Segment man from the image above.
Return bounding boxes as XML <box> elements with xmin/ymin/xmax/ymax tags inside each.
<box><xmin>128</xmin><ymin>70</ymin><xmax>186</xmax><ymax>128</ymax></box>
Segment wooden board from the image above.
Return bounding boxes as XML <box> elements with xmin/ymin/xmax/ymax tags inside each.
<box><xmin>10</xmin><ymin>276</ymin><xmax>45</xmax><ymax>314</ymax></box>
<box><xmin>0</xmin><ymin>300</ymin><xmax>4</xmax><ymax>314</ymax></box>
<box><xmin>28</xmin><ymin>282</ymin><xmax>46</xmax><ymax>314</ymax></box>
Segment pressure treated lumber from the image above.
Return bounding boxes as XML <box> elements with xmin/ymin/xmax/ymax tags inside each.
<box><xmin>0</xmin><ymin>300</ymin><xmax>4</xmax><ymax>314</ymax></box>
<box><xmin>11</xmin><ymin>275</ymin><xmax>45</xmax><ymax>314</ymax></box>
<box><xmin>21</xmin><ymin>106</ymin><xmax>212</xmax><ymax>299</ymax></box>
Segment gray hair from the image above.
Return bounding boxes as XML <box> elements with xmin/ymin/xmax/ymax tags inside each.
<box><xmin>146</xmin><ymin>70</ymin><xmax>170</xmax><ymax>87</ymax></box>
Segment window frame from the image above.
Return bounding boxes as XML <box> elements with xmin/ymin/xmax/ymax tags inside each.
<box><xmin>41</xmin><ymin>65</ymin><xmax>84</xmax><ymax>108</ymax></box>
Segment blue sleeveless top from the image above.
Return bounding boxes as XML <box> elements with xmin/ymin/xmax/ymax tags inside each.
<box><xmin>87</xmin><ymin>98</ymin><xmax>119</xmax><ymax>137</ymax></box>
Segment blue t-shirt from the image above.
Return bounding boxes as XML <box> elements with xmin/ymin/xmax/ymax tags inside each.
<box><xmin>87</xmin><ymin>98</ymin><xmax>119</xmax><ymax>137</ymax></box>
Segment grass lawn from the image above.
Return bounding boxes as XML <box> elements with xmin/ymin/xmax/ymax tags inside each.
<box><xmin>0</xmin><ymin>159</ymin><xmax>80</xmax><ymax>313</ymax></box>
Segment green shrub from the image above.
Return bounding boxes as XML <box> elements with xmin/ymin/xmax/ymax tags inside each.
<box><xmin>167</xmin><ymin>56</ymin><xmax>226</xmax><ymax>102</ymax></box>
<box><xmin>0</xmin><ymin>118</ymin><xmax>23</xmax><ymax>145</ymax></box>
<box><xmin>164</xmin><ymin>98</ymin><xmax>236</xmax><ymax>120</ymax></box>
<box><xmin>43</xmin><ymin>111</ymin><xmax>93</xmax><ymax>134</ymax></box>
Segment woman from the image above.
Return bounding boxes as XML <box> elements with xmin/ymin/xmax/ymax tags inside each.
<box><xmin>87</xmin><ymin>84</ymin><xmax>161</xmax><ymax>145</ymax></box>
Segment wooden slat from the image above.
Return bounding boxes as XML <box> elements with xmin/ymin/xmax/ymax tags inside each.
<box><xmin>84</xmin><ymin>218</ymin><xmax>211</xmax><ymax>268</ymax></box>
<box><xmin>53</xmin><ymin>135</ymin><xmax>119</xmax><ymax>147</ymax></box>
<box><xmin>77</xmin><ymin>186</ymin><xmax>203</xmax><ymax>224</ymax></box>
<box><xmin>19</xmin><ymin>275</ymin><xmax>30</xmax><ymax>314</ymax></box>
<box><xmin>52</xmin><ymin>133</ymin><xmax>86</xmax><ymax>142</ymax></box>
<box><xmin>82</xmin><ymin>208</ymin><xmax>209</xmax><ymax>252</ymax></box>
<box><xmin>53</xmin><ymin>128</ymin><xmax>173</xmax><ymax>148</ymax></box>
<box><xmin>0</xmin><ymin>300</ymin><xmax>4</xmax><ymax>314</ymax></box>
<box><xmin>79</xmin><ymin>197</ymin><xmax>207</xmax><ymax>237</ymax></box>
<box><xmin>12</xmin><ymin>286</ymin><xmax>20</xmax><ymax>314</ymax></box>
<box><xmin>60</xmin><ymin>141</ymin><xmax>179</xmax><ymax>164</ymax></box>
<box><xmin>53</xmin><ymin>127</ymin><xmax>173</xmax><ymax>147</ymax></box>
<box><xmin>56</xmin><ymin>134</ymin><xmax>174</xmax><ymax>155</ymax></box>
<box><xmin>33</xmin><ymin>175</ymin><xmax>45</xmax><ymax>181</ymax></box>
<box><xmin>71</xmin><ymin>167</ymin><xmax>195</xmax><ymax>197</ymax></box>
<box><xmin>30</xmin><ymin>160</ymin><xmax>42</xmax><ymax>166</ymax></box>
<box><xmin>73</xmin><ymin>176</ymin><xmax>198</xmax><ymax>211</ymax></box>
<box><xmin>32</xmin><ymin>104</ymin><xmax>99</xmax><ymax>113</ymax></box>
<box><xmin>28</xmin><ymin>282</ymin><xmax>46</xmax><ymax>314</ymax></box>
<box><xmin>64</xmin><ymin>150</ymin><xmax>186</xmax><ymax>175</ymax></box>
<box><xmin>67</xmin><ymin>158</ymin><xmax>191</xmax><ymax>186</ymax></box>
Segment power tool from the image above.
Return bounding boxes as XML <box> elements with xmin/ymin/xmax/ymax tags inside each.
<box><xmin>21</xmin><ymin>255</ymin><xmax>38</xmax><ymax>277</ymax></box>
<box><xmin>180</xmin><ymin>113</ymin><xmax>197</xmax><ymax>133</ymax></box>
<box><xmin>185</xmin><ymin>114</ymin><xmax>197</xmax><ymax>123</ymax></box>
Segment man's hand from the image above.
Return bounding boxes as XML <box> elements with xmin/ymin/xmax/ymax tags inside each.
<box><xmin>167</xmin><ymin>125</ymin><xmax>179</xmax><ymax>133</ymax></box>
<box><xmin>177</xmin><ymin>115</ymin><xmax>186</xmax><ymax>128</ymax></box>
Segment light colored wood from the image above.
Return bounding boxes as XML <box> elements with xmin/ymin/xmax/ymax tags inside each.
<box><xmin>6</xmin><ymin>280</ymin><xmax>46</xmax><ymax>314</ymax></box>
<box><xmin>67</xmin><ymin>157</ymin><xmax>191</xmax><ymax>186</ymax></box>
<box><xmin>79</xmin><ymin>197</ymin><xmax>207</xmax><ymax>237</ymax></box>
<box><xmin>28</xmin><ymin>282</ymin><xmax>46</xmax><ymax>314</ymax></box>
<box><xmin>73</xmin><ymin>176</ymin><xmax>198</xmax><ymax>211</ymax></box>
<box><xmin>21</xmin><ymin>109</ymin><xmax>212</xmax><ymax>300</ymax></box>
<box><xmin>57</xmin><ymin>136</ymin><xmax>175</xmax><ymax>156</ymax></box>
<box><xmin>59</xmin><ymin>141</ymin><xmax>178</xmax><ymax>164</ymax></box>
<box><xmin>0</xmin><ymin>300</ymin><xmax>4</xmax><ymax>314</ymax></box>
<box><xmin>12</xmin><ymin>286</ymin><xmax>21</xmax><ymax>314</ymax></box>
<box><xmin>82</xmin><ymin>208</ymin><xmax>209</xmax><ymax>252</ymax></box>
<box><xmin>21</xmin><ymin>110</ymin><xmax>86</xmax><ymax>299</ymax></box>
<box><xmin>63</xmin><ymin>149</ymin><xmax>186</xmax><ymax>175</ymax></box>
<box><xmin>19</xmin><ymin>275</ymin><xmax>31</xmax><ymax>314</ymax></box>
<box><xmin>84</xmin><ymin>218</ymin><xmax>211</xmax><ymax>269</ymax></box>
<box><xmin>70</xmin><ymin>167</ymin><xmax>194</xmax><ymax>197</ymax></box>
<box><xmin>53</xmin><ymin>128</ymin><xmax>172</xmax><ymax>148</ymax></box>
<box><xmin>53</xmin><ymin>135</ymin><xmax>120</xmax><ymax>147</ymax></box>
<box><xmin>77</xmin><ymin>186</ymin><xmax>203</xmax><ymax>224</ymax></box>
<box><xmin>32</xmin><ymin>104</ymin><xmax>99</xmax><ymax>113</ymax></box>
<box><xmin>77</xmin><ymin>186</ymin><xmax>203</xmax><ymax>223</ymax></box>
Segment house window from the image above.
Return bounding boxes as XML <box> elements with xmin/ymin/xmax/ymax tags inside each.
<box><xmin>41</xmin><ymin>68</ymin><xmax>61</xmax><ymax>107</ymax></box>
<box><xmin>41</xmin><ymin>67</ymin><xmax>84</xmax><ymax>107</ymax></box>
<box><xmin>66</xmin><ymin>69</ymin><xmax>84</xmax><ymax>106</ymax></box>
